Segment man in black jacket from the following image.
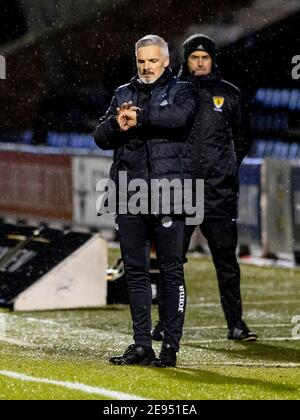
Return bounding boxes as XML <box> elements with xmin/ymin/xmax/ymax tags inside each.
<box><xmin>94</xmin><ymin>35</ymin><xmax>196</xmax><ymax>367</ymax></box>
<box><xmin>153</xmin><ymin>34</ymin><xmax>257</xmax><ymax>342</ymax></box>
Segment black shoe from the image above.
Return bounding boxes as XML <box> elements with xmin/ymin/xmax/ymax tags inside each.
<box><xmin>152</xmin><ymin>344</ymin><xmax>177</xmax><ymax>367</ymax></box>
<box><xmin>228</xmin><ymin>321</ymin><xmax>258</xmax><ymax>341</ymax></box>
<box><xmin>109</xmin><ymin>344</ymin><xmax>155</xmax><ymax>366</ymax></box>
<box><xmin>151</xmin><ymin>322</ymin><xmax>164</xmax><ymax>342</ymax></box>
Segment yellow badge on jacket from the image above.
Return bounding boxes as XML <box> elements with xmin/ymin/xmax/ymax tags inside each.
<box><xmin>213</xmin><ymin>96</ymin><xmax>225</xmax><ymax>112</ymax></box>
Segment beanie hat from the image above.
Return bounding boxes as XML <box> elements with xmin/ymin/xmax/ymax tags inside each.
<box><xmin>183</xmin><ymin>34</ymin><xmax>216</xmax><ymax>65</ymax></box>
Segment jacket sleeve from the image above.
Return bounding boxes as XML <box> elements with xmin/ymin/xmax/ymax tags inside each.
<box><xmin>93</xmin><ymin>93</ymin><xmax>124</xmax><ymax>150</ymax></box>
<box><xmin>231</xmin><ymin>92</ymin><xmax>252</xmax><ymax>167</ymax></box>
<box><xmin>137</xmin><ymin>83</ymin><xmax>197</xmax><ymax>129</ymax></box>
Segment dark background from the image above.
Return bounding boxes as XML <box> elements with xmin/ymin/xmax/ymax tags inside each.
<box><xmin>0</xmin><ymin>0</ymin><xmax>300</xmax><ymax>149</ymax></box>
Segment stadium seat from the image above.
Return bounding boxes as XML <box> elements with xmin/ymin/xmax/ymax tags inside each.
<box><xmin>288</xmin><ymin>89</ymin><xmax>300</xmax><ymax>111</ymax></box>
<box><xmin>255</xmin><ymin>88</ymin><xmax>266</xmax><ymax>105</ymax></box>
<box><xmin>280</xmin><ymin>89</ymin><xmax>290</xmax><ymax>108</ymax></box>
<box><xmin>288</xmin><ymin>143</ymin><xmax>299</xmax><ymax>159</ymax></box>
<box><xmin>271</xmin><ymin>89</ymin><xmax>281</xmax><ymax>108</ymax></box>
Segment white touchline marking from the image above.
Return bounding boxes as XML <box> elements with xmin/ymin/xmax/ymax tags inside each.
<box><xmin>188</xmin><ymin>303</ymin><xmax>219</xmax><ymax>308</ymax></box>
<box><xmin>24</xmin><ymin>318</ymin><xmax>58</xmax><ymax>325</ymax></box>
<box><xmin>245</xmin><ymin>300</ymin><xmax>299</xmax><ymax>305</ymax></box>
<box><xmin>0</xmin><ymin>314</ymin><xmax>132</xmax><ymax>342</ymax></box>
<box><xmin>183</xmin><ymin>337</ymin><xmax>300</xmax><ymax>344</ymax></box>
<box><xmin>179</xmin><ymin>362</ymin><xmax>300</xmax><ymax>368</ymax></box>
<box><xmin>1</xmin><ymin>313</ymin><xmax>296</xmax><ymax>346</ymax></box>
<box><xmin>0</xmin><ymin>337</ymin><xmax>38</xmax><ymax>348</ymax></box>
<box><xmin>185</xmin><ymin>324</ymin><xmax>292</xmax><ymax>330</ymax></box>
<box><xmin>189</xmin><ymin>300</ymin><xmax>300</xmax><ymax>307</ymax></box>
<box><xmin>0</xmin><ymin>370</ymin><xmax>146</xmax><ymax>400</ymax></box>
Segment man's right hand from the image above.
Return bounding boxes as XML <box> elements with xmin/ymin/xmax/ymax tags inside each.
<box><xmin>116</xmin><ymin>102</ymin><xmax>140</xmax><ymax>131</ymax></box>
<box><xmin>116</xmin><ymin>112</ymin><xmax>129</xmax><ymax>131</ymax></box>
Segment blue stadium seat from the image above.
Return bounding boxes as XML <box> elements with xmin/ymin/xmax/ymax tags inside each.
<box><xmin>264</xmin><ymin>139</ymin><xmax>276</xmax><ymax>156</ymax></box>
<box><xmin>47</xmin><ymin>132</ymin><xmax>69</xmax><ymax>147</ymax></box>
<box><xmin>266</xmin><ymin>115</ymin><xmax>274</xmax><ymax>131</ymax></box>
<box><xmin>21</xmin><ymin>130</ymin><xmax>33</xmax><ymax>144</ymax></box>
<box><xmin>280</xmin><ymin>114</ymin><xmax>289</xmax><ymax>132</ymax></box>
<box><xmin>264</xmin><ymin>89</ymin><xmax>274</xmax><ymax>108</ymax></box>
<box><xmin>256</xmin><ymin>115</ymin><xmax>264</xmax><ymax>131</ymax></box>
<box><xmin>271</xmin><ymin>89</ymin><xmax>281</xmax><ymax>109</ymax></box>
<box><xmin>69</xmin><ymin>133</ymin><xmax>97</xmax><ymax>149</ymax></box>
<box><xmin>257</xmin><ymin>139</ymin><xmax>268</xmax><ymax>157</ymax></box>
<box><xmin>47</xmin><ymin>132</ymin><xmax>97</xmax><ymax>149</ymax></box>
<box><xmin>273</xmin><ymin>141</ymin><xmax>289</xmax><ymax>159</ymax></box>
<box><xmin>288</xmin><ymin>89</ymin><xmax>300</xmax><ymax>111</ymax></box>
<box><xmin>255</xmin><ymin>88</ymin><xmax>266</xmax><ymax>105</ymax></box>
<box><xmin>288</xmin><ymin>143</ymin><xmax>300</xmax><ymax>159</ymax></box>
<box><xmin>274</xmin><ymin>114</ymin><xmax>289</xmax><ymax>132</ymax></box>
<box><xmin>249</xmin><ymin>139</ymin><xmax>267</xmax><ymax>158</ymax></box>
<box><xmin>297</xmin><ymin>93</ymin><xmax>300</xmax><ymax>111</ymax></box>
<box><xmin>280</xmin><ymin>89</ymin><xmax>290</xmax><ymax>108</ymax></box>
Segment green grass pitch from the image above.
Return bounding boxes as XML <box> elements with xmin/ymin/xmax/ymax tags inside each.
<box><xmin>0</xmin><ymin>248</ymin><xmax>299</xmax><ymax>400</ymax></box>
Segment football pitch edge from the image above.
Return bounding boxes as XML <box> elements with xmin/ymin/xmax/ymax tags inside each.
<box><xmin>0</xmin><ymin>252</ymin><xmax>299</xmax><ymax>400</ymax></box>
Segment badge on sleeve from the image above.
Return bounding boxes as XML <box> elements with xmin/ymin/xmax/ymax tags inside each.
<box><xmin>213</xmin><ymin>96</ymin><xmax>225</xmax><ymax>112</ymax></box>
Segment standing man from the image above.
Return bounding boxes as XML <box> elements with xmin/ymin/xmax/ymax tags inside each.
<box><xmin>153</xmin><ymin>34</ymin><xmax>257</xmax><ymax>342</ymax></box>
<box><xmin>94</xmin><ymin>35</ymin><xmax>196</xmax><ymax>367</ymax></box>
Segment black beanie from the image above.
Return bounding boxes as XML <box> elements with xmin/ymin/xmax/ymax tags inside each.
<box><xmin>183</xmin><ymin>34</ymin><xmax>216</xmax><ymax>65</ymax></box>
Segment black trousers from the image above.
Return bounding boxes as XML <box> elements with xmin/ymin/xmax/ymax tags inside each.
<box><xmin>157</xmin><ymin>219</ymin><xmax>242</xmax><ymax>330</ymax></box>
<box><xmin>186</xmin><ymin>219</ymin><xmax>242</xmax><ymax>328</ymax></box>
<box><xmin>116</xmin><ymin>214</ymin><xmax>186</xmax><ymax>352</ymax></box>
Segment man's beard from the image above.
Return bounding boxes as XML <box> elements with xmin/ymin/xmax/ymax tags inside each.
<box><xmin>139</xmin><ymin>75</ymin><xmax>156</xmax><ymax>84</ymax></box>
<box><xmin>139</xmin><ymin>70</ymin><xmax>165</xmax><ymax>84</ymax></box>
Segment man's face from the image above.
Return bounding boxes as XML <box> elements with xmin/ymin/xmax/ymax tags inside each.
<box><xmin>187</xmin><ymin>50</ymin><xmax>212</xmax><ymax>76</ymax></box>
<box><xmin>136</xmin><ymin>45</ymin><xmax>169</xmax><ymax>84</ymax></box>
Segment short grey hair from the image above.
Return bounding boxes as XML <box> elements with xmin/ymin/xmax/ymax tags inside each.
<box><xmin>135</xmin><ymin>35</ymin><xmax>169</xmax><ymax>58</ymax></box>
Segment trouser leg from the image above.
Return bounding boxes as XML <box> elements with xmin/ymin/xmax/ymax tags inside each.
<box><xmin>201</xmin><ymin>219</ymin><xmax>242</xmax><ymax>329</ymax></box>
<box><xmin>154</xmin><ymin>216</ymin><xmax>186</xmax><ymax>352</ymax></box>
<box><xmin>183</xmin><ymin>225</ymin><xmax>197</xmax><ymax>259</ymax></box>
<box><xmin>155</xmin><ymin>223</ymin><xmax>195</xmax><ymax>329</ymax></box>
<box><xmin>117</xmin><ymin>214</ymin><xmax>152</xmax><ymax>348</ymax></box>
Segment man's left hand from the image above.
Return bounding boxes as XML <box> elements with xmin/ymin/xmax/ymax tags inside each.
<box><xmin>118</xmin><ymin>109</ymin><xmax>138</xmax><ymax>131</ymax></box>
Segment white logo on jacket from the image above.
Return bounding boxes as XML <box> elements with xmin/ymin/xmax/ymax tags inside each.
<box><xmin>160</xmin><ymin>99</ymin><xmax>169</xmax><ymax>106</ymax></box>
<box><xmin>161</xmin><ymin>216</ymin><xmax>173</xmax><ymax>228</ymax></box>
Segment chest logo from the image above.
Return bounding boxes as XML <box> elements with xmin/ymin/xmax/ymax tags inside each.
<box><xmin>160</xmin><ymin>99</ymin><xmax>169</xmax><ymax>106</ymax></box>
<box><xmin>213</xmin><ymin>96</ymin><xmax>225</xmax><ymax>112</ymax></box>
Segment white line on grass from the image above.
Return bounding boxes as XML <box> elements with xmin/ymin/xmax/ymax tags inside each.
<box><xmin>185</xmin><ymin>324</ymin><xmax>292</xmax><ymax>330</ymax></box>
<box><xmin>183</xmin><ymin>337</ymin><xmax>300</xmax><ymax>344</ymax></box>
<box><xmin>0</xmin><ymin>370</ymin><xmax>146</xmax><ymax>400</ymax></box>
<box><xmin>189</xmin><ymin>300</ymin><xmax>300</xmax><ymax>307</ymax></box>
<box><xmin>0</xmin><ymin>337</ymin><xmax>38</xmax><ymax>348</ymax></box>
<box><xmin>1</xmin><ymin>314</ymin><xmax>296</xmax><ymax>347</ymax></box>
<box><xmin>179</xmin><ymin>362</ymin><xmax>300</xmax><ymax>368</ymax></box>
